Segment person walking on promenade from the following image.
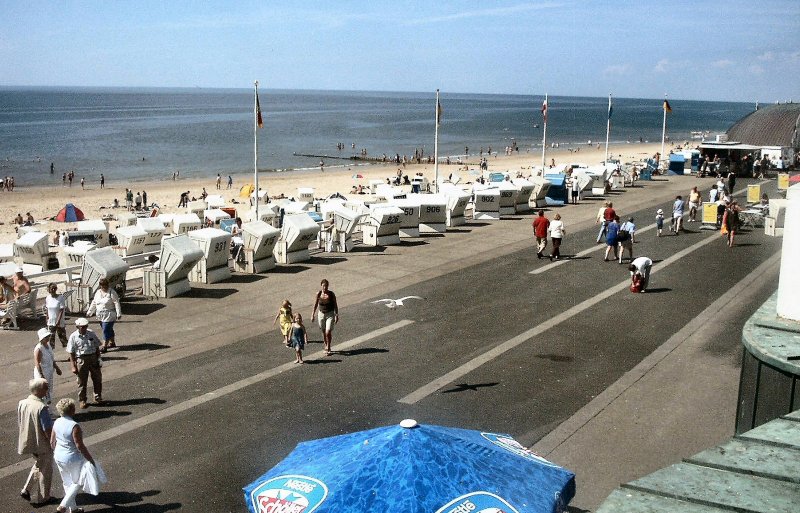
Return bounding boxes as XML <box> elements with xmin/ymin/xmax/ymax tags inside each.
<box><xmin>688</xmin><ymin>186</ymin><xmax>702</xmax><ymax>222</ymax></box>
<box><xmin>52</xmin><ymin>397</ymin><xmax>103</xmax><ymax>513</ymax></box>
<box><xmin>86</xmin><ymin>278</ymin><xmax>122</xmax><ymax>352</ymax></box>
<box><xmin>617</xmin><ymin>217</ymin><xmax>636</xmax><ymax>264</ymax></box>
<box><xmin>18</xmin><ymin>378</ymin><xmax>54</xmax><ymax>506</ymax></box>
<box><xmin>655</xmin><ymin>208</ymin><xmax>664</xmax><ymax>237</ymax></box>
<box><xmin>272</xmin><ymin>299</ymin><xmax>293</xmax><ymax>347</ymax></box>
<box><xmin>629</xmin><ymin>256</ymin><xmax>653</xmax><ymax>293</ymax></box>
<box><xmin>312</xmin><ymin>279</ymin><xmax>338</xmax><ymax>356</ymax></box>
<box><xmin>547</xmin><ymin>213</ymin><xmax>565</xmax><ymax>260</ymax></box>
<box><xmin>532</xmin><ymin>210</ymin><xmax>550</xmax><ymax>259</ymax></box>
<box><xmin>570</xmin><ymin>174</ymin><xmax>580</xmax><ymax>204</ymax></box>
<box><xmin>603</xmin><ymin>215</ymin><xmax>620</xmax><ymax>262</ymax></box>
<box><xmin>44</xmin><ymin>283</ymin><xmax>67</xmax><ymax>347</ymax></box>
<box><xmin>66</xmin><ymin>318</ymin><xmax>103</xmax><ymax>409</ymax></box>
<box><xmin>671</xmin><ymin>195</ymin><xmax>685</xmax><ymax>234</ymax></box>
<box><xmin>723</xmin><ymin>200</ymin><xmax>742</xmax><ymax>248</ymax></box>
<box><xmin>289</xmin><ymin>313</ymin><xmax>309</xmax><ymax>364</ymax></box>
<box><xmin>34</xmin><ymin>327</ymin><xmax>62</xmax><ymax>408</ymax></box>
<box><xmin>596</xmin><ymin>201</ymin><xmax>615</xmax><ymax>243</ymax></box>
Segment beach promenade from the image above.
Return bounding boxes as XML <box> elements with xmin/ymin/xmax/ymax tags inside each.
<box><xmin>0</xmin><ymin>171</ymin><xmax>781</xmax><ymax>512</ymax></box>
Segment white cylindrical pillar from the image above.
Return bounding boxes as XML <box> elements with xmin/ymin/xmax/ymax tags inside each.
<box><xmin>777</xmin><ymin>183</ymin><xmax>800</xmax><ymax>320</ymax></box>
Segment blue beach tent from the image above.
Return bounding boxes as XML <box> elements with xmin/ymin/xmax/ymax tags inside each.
<box><xmin>544</xmin><ymin>174</ymin><xmax>568</xmax><ymax>206</ymax></box>
<box><xmin>244</xmin><ymin>420</ymin><xmax>575</xmax><ymax>513</ymax></box>
<box><xmin>54</xmin><ymin>203</ymin><xmax>85</xmax><ymax>222</ymax></box>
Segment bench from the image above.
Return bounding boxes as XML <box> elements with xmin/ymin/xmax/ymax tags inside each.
<box><xmin>0</xmin><ymin>299</ymin><xmax>19</xmax><ymax>330</ymax></box>
<box><xmin>16</xmin><ymin>289</ymin><xmax>39</xmax><ymax>319</ymax></box>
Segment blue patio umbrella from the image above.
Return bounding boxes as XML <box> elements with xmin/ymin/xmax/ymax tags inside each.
<box><xmin>243</xmin><ymin>419</ymin><xmax>575</xmax><ymax>513</ymax></box>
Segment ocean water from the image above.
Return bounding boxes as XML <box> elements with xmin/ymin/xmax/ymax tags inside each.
<box><xmin>0</xmin><ymin>87</ymin><xmax>754</xmax><ymax>186</ymax></box>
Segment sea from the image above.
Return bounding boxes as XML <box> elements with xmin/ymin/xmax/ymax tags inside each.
<box><xmin>0</xmin><ymin>87</ymin><xmax>755</xmax><ymax>186</ymax></box>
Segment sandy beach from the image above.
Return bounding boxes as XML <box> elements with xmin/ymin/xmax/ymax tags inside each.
<box><xmin>0</xmin><ymin>141</ymin><xmax>669</xmax><ymax>245</ymax></box>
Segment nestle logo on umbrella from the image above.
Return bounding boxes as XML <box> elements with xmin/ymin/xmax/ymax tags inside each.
<box><xmin>251</xmin><ymin>475</ymin><xmax>328</xmax><ymax>513</ymax></box>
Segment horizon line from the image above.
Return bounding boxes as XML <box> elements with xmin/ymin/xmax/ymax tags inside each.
<box><xmin>0</xmin><ymin>84</ymin><xmax>763</xmax><ymax>105</ymax></box>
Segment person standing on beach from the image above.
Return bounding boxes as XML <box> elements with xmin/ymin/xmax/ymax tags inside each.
<box><xmin>142</xmin><ymin>190</ymin><xmax>148</xmax><ymax>209</ymax></box>
<box><xmin>134</xmin><ymin>192</ymin><xmax>142</xmax><ymax>211</ymax></box>
<box><xmin>100</xmin><ymin>174</ymin><xmax>105</xmax><ymax>189</ymax></box>
<box><xmin>227</xmin><ymin>175</ymin><xmax>233</xmax><ymax>189</ymax></box>
<box><xmin>125</xmin><ymin>189</ymin><xmax>133</xmax><ymax>211</ymax></box>
<box><xmin>216</xmin><ymin>174</ymin><xmax>221</xmax><ymax>190</ymax></box>
<box><xmin>312</xmin><ymin>279</ymin><xmax>338</xmax><ymax>356</ymax></box>
<box><xmin>62</xmin><ymin>173</ymin><xmax>66</xmax><ymax>187</ymax></box>
<box><xmin>50</xmin><ymin>162</ymin><xmax>54</xmax><ymax>174</ymax></box>
<box><xmin>320</xmin><ymin>160</ymin><xmax>325</xmax><ymax>172</ymax></box>
<box><xmin>532</xmin><ymin>210</ymin><xmax>550</xmax><ymax>259</ymax></box>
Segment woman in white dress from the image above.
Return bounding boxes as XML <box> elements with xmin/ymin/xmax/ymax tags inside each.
<box><xmin>51</xmin><ymin>398</ymin><xmax>97</xmax><ymax>513</ymax></box>
<box><xmin>86</xmin><ymin>278</ymin><xmax>122</xmax><ymax>352</ymax></box>
<box><xmin>33</xmin><ymin>327</ymin><xmax>61</xmax><ymax>407</ymax></box>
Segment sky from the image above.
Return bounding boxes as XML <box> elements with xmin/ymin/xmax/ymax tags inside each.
<box><xmin>1</xmin><ymin>0</ymin><xmax>798</xmax><ymax>102</ymax></box>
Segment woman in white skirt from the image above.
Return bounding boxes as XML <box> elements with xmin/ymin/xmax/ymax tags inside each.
<box><xmin>51</xmin><ymin>398</ymin><xmax>102</xmax><ymax>513</ymax></box>
<box><xmin>33</xmin><ymin>327</ymin><xmax>61</xmax><ymax>408</ymax></box>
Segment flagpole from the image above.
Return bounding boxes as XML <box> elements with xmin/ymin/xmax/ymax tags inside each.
<box><xmin>541</xmin><ymin>94</ymin><xmax>547</xmax><ymax>176</ymax></box>
<box><xmin>604</xmin><ymin>93</ymin><xmax>611</xmax><ymax>164</ymax></box>
<box><xmin>434</xmin><ymin>89</ymin><xmax>440</xmax><ymax>193</ymax></box>
<box><xmin>660</xmin><ymin>94</ymin><xmax>667</xmax><ymax>170</ymax></box>
<box><xmin>254</xmin><ymin>80</ymin><xmax>260</xmax><ymax>220</ymax></box>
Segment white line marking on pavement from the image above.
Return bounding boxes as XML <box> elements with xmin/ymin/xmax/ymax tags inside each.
<box><xmin>532</xmin><ymin>251</ymin><xmax>781</xmax><ymax>456</ymax></box>
<box><xmin>399</xmin><ymin>230</ymin><xmax>726</xmax><ymax>405</ymax></box>
<box><xmin>0</xmin><ymin>320</ymin><xmax>414</xmax><ymax>480</ymax></box>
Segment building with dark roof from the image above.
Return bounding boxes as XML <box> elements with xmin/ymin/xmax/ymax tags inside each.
<box><xmin>726</xmin><ymin>103</ymin><xmax>800</xmax><ymax>149</ymax></box>
<box><xmin>698</xmin><ymin>103</ymin><xmax>799</xmax><ymax>173</ymax></box>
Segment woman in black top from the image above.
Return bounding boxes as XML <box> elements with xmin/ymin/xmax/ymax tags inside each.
<box><xmin>312</xmin><ymin>279</ymin><xmax>338</xmax><ymax>355</ymax></box>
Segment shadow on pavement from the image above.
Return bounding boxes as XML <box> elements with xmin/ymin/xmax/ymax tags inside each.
<box><xmin>182</xmin><ymin>288</ymin><xmax>237</xmax><ymax>300</ymax></box>
<box><xmin>643</xmin><ymin>287</ymin><xmax>671</xmax><ymax>293</ymax></box>
<box><xmin>269</xmin><ymin>265</ymin><xmax>310</xmax><ymax>274</ymax></box>
<box><xmin>90</xmin><ymin>489</ymin><xmax>181</xmax><ymax>512</ymax></box>
<box><xmin>97</xmin><ymin>397</ymin><xmax>166</xmax><ymax>407</ymax></box>
<box><xmin>533</xmin><ymin>354</ymin><xmax>574</xmax><ymax>363</ymax></box>
<box><xmin>441</xmin><ymin>382</ymin><xmax>499</xmax><ymax>393</ymax></box>
<box><xmin>305</xmin><ymin>358</ymin><xmax>342</xmax><ymax>365</ymax></box>
<box><xmin>225</xmin><ymin>274</ymin><xmax>266</xmax><ymax>284</ymax></box>
<box><xmin>116</xmin><ymin>343</ymin><xmax>170</xmax><ymax>352</ymax></box>
<box><xmin>400</xmin><ymin>240</ymin><xmax>429</xmax><ymax>246</ymax></box>
<box><xmin>73</xmin><ymin>410</ymin><xmax>132</xmax><ymax>422</ymax></box>
<box><xmin>336</xmin><ymin>347</ymin><xmax>389</xmax><ymax>357</ymax></box>
<box><xmin>122</xmin><ymin>302</ymin><xmax>166</xmax><ymax>316</ymax></box>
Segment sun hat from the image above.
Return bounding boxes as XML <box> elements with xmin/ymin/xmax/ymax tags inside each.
<box><xmin>37</xmin><ymin>327</ymin><xmax>51</xmax><ymax>341</ymax></box>
<box><xmin>657</xmin><ymin>209</ymin><xmax>663</xmax><ymax>214</ymax></box>
<box><xmin>75</xmin><ymin>317</ymin><xmax>89</xmax><ymax>327</ymax></box>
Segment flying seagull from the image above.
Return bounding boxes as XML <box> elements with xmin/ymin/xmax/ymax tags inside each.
<box><xmin>371</xmin><ymin>296</ymin><xmax>424</xmax><ymax>308</ymax></box>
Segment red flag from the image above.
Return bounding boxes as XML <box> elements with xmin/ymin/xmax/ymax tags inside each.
<box><xmin>256</xmin><ymin>93</ymin><xmax>264</xmax><ymax>128</ymax></box>
<box><xmin>542</xmin><ymin>98</ymin><xmax>548</xmax><ymax>124</ymax></box>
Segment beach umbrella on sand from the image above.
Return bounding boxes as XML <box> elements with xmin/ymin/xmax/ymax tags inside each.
<box><xmin>243</xmin><ymin>419</ymin><xmax>575</xmax><ymax>513</ymax></box>
<box><xmin>240</xmin><ymin>184</ymin><xmax>255</xmax><ymax>198</ymax></box>
<box><xmin>54</xmin><ymin>203</ymin><xmax>85</xmax><ymax>222</ymax></box>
